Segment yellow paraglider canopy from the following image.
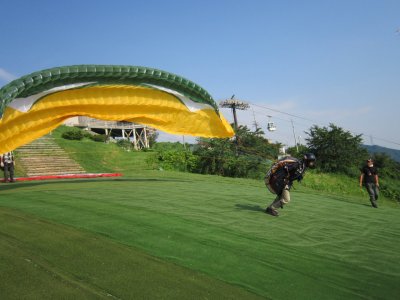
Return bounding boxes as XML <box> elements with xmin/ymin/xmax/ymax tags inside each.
<box><xmin>0</xmin><ymin>65</ymin><xmax>234</xmax><ymax>153</ymax></box>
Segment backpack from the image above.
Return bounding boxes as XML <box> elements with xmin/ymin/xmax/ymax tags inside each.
<box><xmin>264</xmin><ymin>157</ymin><xmax>299</xmax><ymax>194</ymax></box>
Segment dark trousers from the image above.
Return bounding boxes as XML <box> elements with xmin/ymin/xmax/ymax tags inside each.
<box><xmin>4</xmin><ymin>162</ymin><xmax>14</xmax><ymax>182</ymax></box>
<box><xmin>365</xmin><ymin>182</ymin><xmax>379</xmax><ymax>207</ymax></box>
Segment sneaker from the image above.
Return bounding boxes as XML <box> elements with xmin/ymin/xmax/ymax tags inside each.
<box><xmin>266</xmin><ymin>207</ymin><xmax>279</xmax><ymax>216</ymax></box>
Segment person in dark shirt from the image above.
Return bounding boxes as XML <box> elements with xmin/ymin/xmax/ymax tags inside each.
<box><xmin>265</xmin><ymin>153</ymin><xmax>316</xmax><ymax>216</ymax></box>
<box><xmin>359</xmin><ymin>158</ymin><xmax>379</xmax><ymax>208</ymax></box>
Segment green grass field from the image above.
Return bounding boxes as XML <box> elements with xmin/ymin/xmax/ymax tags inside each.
<box><xmin>2</xmin><ymin>132</ymin><xmax>400</xmax><ymax>299</ymax></box>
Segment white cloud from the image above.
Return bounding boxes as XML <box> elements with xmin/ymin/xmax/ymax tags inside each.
<box><xmin>0</xmin><ymin>68</ymin><xmax>17</xmax><ymax>82</ymax></box>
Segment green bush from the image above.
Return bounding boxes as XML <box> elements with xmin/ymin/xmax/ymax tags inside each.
<box><xmin>380</xmin><ymin>178</ymin><xmax>400</xmax><ymax>203</ymax></box>
<box><xmin>61</xmin><ymin>129</ymin><xmax>84</xmax><ymax>140</ymax></box>
<box><xmin>150</xmin><ymin>150</ymin><xmax>198</xmax><ymax>172</ymax></box>
<box><xmin>218</xmin><ymin>155</ymin><xmax>269</xmax><ymax>179</ymax></box>
<box><xmin>152</xmin><ymin>142</ymin><xmax>186</xmax><ymax>151</ymax></box>
<box><xmin>117</xmin><ymin>139</ymin><xmax>134</xmax><ymax>151</ymax></box>
<box><xmin>82</xmin><ymin>131</ymin><xmax>94</xmax><ymax>139</ymax></box>
<box><xmin>90</xmin><ymin>134</ymin><xmax>107</xmax><ymax>142</ymax></box>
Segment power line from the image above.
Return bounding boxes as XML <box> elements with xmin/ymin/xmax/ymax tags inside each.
<box><xmin>244</xmin><ymin>101</ymin><xmax>400</xmax><ymax>149</ymax></box>
<box><xmin>248</xmin><ymin>101</ymin><xmax>317</xmax><ymax>123</ymax></box>
<box><xmin>250</xmin><ymin>108</ymin><xmax>310</xmax><ymax>129</ymax></box>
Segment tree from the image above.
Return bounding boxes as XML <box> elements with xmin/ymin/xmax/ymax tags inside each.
<box><xmin>305</xmin><ymin>123</ymin><xmax>368</xmax><ymax>175</ymax></box>
<box><xmin>193</xmin><ymin>125</ymin><xmax>279</xmax><ymax>178</ymax></box>
<box><xmin>194</xmin><ymin>137</ymin><xmax>234</xmax><ymax>175</ymax></box>
<box><xmin>148</xmin><ymin>131</ymin><xmax>159</xmax><ymax>148</ymax></box>
<box><xmin>371</xmin><ymin>152</ymin><xmax>400</xmax><ymax>180</ymax></box>
<box><xmin>286</xmin><ymin>144</ymin><xmax>309</xmax><ymax>158</ymax></box>
<box><xmin>235</xmin><ymin>125</ymin><xmax>280</xmax><ymax>158</ymax></box>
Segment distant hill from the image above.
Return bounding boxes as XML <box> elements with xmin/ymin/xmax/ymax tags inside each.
<box><xmin>363</xmin><ymin>145</ymin><xmax>400</xmax><ymax>162</ymax></box>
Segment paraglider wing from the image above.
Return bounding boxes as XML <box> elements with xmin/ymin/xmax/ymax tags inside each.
<box><xmin>0</xmin><ymin>65</ymin><xmax>234</xmax><ymax>153</ymax></box>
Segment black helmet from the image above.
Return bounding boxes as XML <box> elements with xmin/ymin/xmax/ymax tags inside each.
<box><xmin>303</xmin><ymin>153</ymin><xmax>316</xmax><ymax>168</ymax></box>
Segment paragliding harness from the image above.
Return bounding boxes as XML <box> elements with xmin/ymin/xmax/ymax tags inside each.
<box><xmin>264</xmin><ymin>157</ymin><xmax>303</xmax><ymax>195</ymax></box>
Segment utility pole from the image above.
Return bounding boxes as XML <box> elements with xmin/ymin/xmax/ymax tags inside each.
<box><xmin>251</xmin><ymin>108</ymin><xmax>260</xmax><ymax>131</ymax></box>
<box><xmin>291</xmin><ymin>119</ymin><xmax>299</xmax><ymax>152</ymax></box>
<box><xmin>297</xmin><ymin>135</ymin><xmax>302</xmax><ymax>146</ymax></box>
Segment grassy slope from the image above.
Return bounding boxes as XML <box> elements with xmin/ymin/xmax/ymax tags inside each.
<box><xmin>3</xmin><ymin>129</ymin><xmax>399</xmax><ymax>299</ymax></box>
<box><xmin>0</xmin><ymin>206</ymin><xmax>262</xmax><ymax>299</ymax></box>
<box><xmin>1</xmin><ymin>171</ymin><xmax>399</xmax><ymax>299</ymax></box>
<box><xmin>51</xmin><ymin>126</ymin><xmax>151</xmax><ymax>174</ymax></box>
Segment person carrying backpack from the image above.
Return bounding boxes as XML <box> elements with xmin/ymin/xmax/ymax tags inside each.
<box><xmin>264</xmin><ymin>153</ymin><xmax>316</xmax><ymax>216</ymax></box>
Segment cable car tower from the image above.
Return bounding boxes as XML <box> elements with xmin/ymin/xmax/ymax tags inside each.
<box><xmin>219</xmin><ymin>95</ymin><xmax>249</xmax><ymax>131</ymax></box>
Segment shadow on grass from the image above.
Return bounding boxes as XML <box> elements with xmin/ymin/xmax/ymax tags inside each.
<box><xmin>0</xmin><ymin>177</ymin><xmax>192</xmax><ymax>191</ymax></box>
<box><xmin>321</xmin><ymin>193</ymin><xmax>379</xmax><ymax>208</ymax></box>
<box><xmin>235</xmin><ymin>203</ymin><xmax>265</xmax><ymax>212</ymax></box>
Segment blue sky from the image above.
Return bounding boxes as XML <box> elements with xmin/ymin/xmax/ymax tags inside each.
<box><xmin>1</xmin><ymin>0</ymin><xmax>399</xmax><ymax>149</ymax></box>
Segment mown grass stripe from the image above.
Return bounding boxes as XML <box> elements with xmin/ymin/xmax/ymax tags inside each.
<box><xmin>0</xmin><ymin>207</ymin><xmax>263</xmax><ymax>299</ymax></box>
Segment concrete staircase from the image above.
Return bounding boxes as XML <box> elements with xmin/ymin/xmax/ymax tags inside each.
<box><xmin>16</xmin><ymin>136</ymin><xmax>86</xmax><ymax>177</ymax></box>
